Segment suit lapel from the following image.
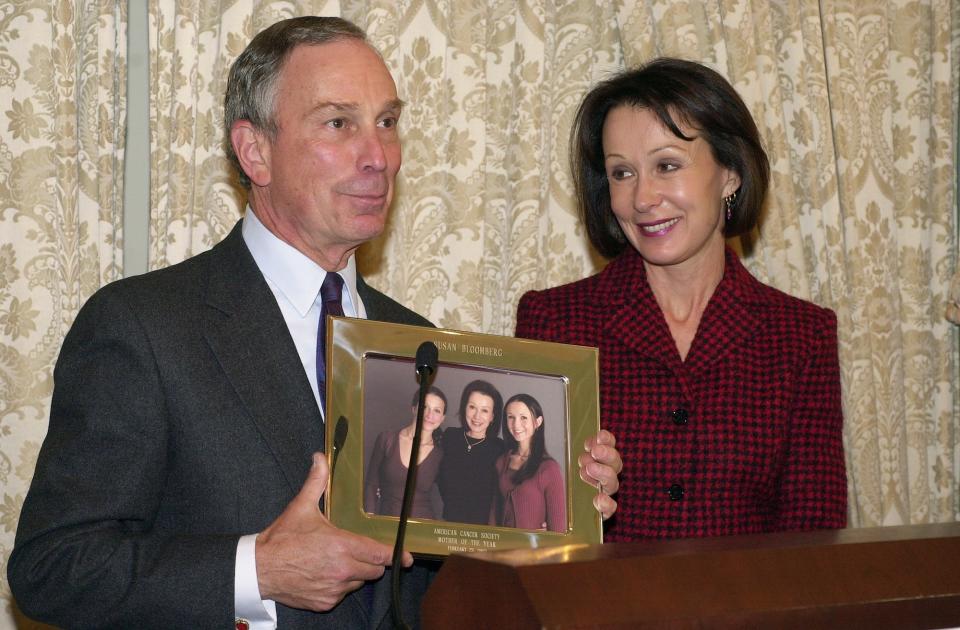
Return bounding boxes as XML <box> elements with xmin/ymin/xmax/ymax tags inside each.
<box><xmin>200</xmin><ymin>222</ymin><xmax>323</xmax><ymax>494</ymax></box>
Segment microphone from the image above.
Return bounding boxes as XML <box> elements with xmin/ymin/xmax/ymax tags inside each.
<box><xmin>389</xmin><ymin>342</ymin><xmax>438</xmax><ymax>630</ymax></box>
<box><xmin>415</xmin><ymin>341</ymin><xmax>438</xmax><ymax>377</ymax></box>
<box><xmin>330</xmin><ymin>415</ymin><xmax>349</xmax><ymax>477</ymax></box>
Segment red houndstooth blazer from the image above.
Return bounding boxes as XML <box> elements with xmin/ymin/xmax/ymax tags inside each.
<box><xmin>515</xmin><ymin>247</ymin><xmax>847</xmax><ymax>541</ymax></box>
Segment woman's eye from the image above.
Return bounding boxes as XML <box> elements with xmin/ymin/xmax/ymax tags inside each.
<box><xmin>658</xmin><ymin>162</ymin><xmax>679</xmax><ymax>173</ymax></box>
<box><xmin>609</xmin><ymin>168</ymin><xmax>632</xmax><ymax>181</ymax></box>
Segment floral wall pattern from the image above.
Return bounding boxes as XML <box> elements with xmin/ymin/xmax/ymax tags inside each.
<box><xmin>0</xmin><ymin>1</ymin><xmax>957</xmax><ymax>627</ymax></box>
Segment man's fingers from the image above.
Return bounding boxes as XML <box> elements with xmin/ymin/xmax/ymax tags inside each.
<box><xmin>338</xmin><ymin>530</ymin><xmax>397</xmax><ymax>569</ymax></box>
<box><xmin>597</xmin><ymin>428</ymin><xmax>616</xmax><ymax>448</ymax></box>
<box><xmin>578</xmin><ymin>452</ymin><xmax>620</xmax><ymax>494</ymax></box>
<box><xmin>584</xmin><ymin>431</ymin><xmax>623</xmax><ymax>475</ymax></box>
<box><xmin>583</xmin><ymin>429</ymin><xmax>617</xmax><ymax>452</ymax></box>
<box><xmin>593</xmin><ymin>493</ymin><xmax>618</xmax><ymax>521</ymax></box>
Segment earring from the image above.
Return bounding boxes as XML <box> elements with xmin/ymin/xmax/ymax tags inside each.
<box><xmin>724</xmin><ymin>191</ymin><xmax>737</xmax><ymax>222</ymax></box>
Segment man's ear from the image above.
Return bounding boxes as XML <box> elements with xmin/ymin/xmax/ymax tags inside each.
<box><xmin>230</xmin><ymin>120</ymin><xmax>271</xmax><ymax>187</ymax></box>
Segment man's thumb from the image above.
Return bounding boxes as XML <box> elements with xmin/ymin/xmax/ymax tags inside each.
<box><xmin>298</xmin><ymin>452</ymin><xmax>329</xmax><ymax>507</ymax></box>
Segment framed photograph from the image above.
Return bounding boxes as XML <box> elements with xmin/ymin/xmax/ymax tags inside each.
<box><xmin>325</xmin><ymin>316</ymin><xmax>602</xmax><ymax>558</ymax></box>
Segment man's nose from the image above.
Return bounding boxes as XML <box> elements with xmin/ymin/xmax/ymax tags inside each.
<box><xmin>357</xmin><ymin>130</ymin><xmax>387</xmax><ymax>172</ymax></box>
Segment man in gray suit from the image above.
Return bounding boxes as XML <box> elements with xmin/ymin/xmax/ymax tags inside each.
<box><xmin>8</xmin><ymin>16</ymin><xmax>621</xmax><ymax>629</ymax></box>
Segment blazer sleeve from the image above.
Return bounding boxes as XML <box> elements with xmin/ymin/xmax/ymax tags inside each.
<box><xmin>541</xmin><ymin>459</ymin><xmax>567</xmax><ymax>533</ymax></box>
<box><xmin>515</xmin><ymin>290</ymin><xmax>548</xmax><ymax>341</ymax></box>
<box><xmin>7</xmin><ymin>286</ymin><xmax>236</xmax><ymax>629</ymax></box>
<box><xmin>773</xmin><ymin>309</ymin><xmax>847</xmax><ymax>531</ymax></box>
<box><xmin>364</xmin><ymin>432</ymin><xmax>389</xmax><ymax>514</ymax></box>
<box><xmin>489</xmin><ymin>455</ymin><xmax>506</xmax><ymax>527</ymax></box>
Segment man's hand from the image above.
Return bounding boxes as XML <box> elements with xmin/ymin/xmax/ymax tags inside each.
<box><xmin>578</xmin><ymin>430</ymin><xmax>622</xmax><ymax>520</ymax></box>
<box><xmin>255</xmin><ymin>452</ymin><xmax>413</xmax><ymax>611</ymax></box>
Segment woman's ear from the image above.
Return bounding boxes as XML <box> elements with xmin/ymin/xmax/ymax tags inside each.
<box><xmin>535</xmin><ymin>416</ymin><xmax>544</xmax><ymax>429</ymax></box>
<box><xmin>722</xmin><ymin>169</ymin><xmax>742</xmax><ymax>198</ymax></box>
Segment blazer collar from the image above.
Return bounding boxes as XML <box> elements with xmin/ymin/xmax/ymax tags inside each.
<box><xmin>683</xmin><ymin>248</ymin><xmax>764</xmax><ymax>372</ymax></box>
<box><xmin>200</xmin><ymin>221</ymin><xmax>323</xmax><ymax>494</ymax></box>
<box><xmin>601</xmin><ymin>247</ymin><xmax>763</xmax><ymax>373</ymax></box>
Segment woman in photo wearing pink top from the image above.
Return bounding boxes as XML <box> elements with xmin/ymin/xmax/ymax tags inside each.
<box><xmin>491</xmin><ymin>393</ymin><xmax>566</xmax><ymax>532</ymax></box>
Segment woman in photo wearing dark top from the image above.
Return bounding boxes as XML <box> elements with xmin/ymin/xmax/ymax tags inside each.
<box><xmin>491</xmin><ymin>393</ymin><xmax>566</xmax><ymax>532</ymax></box>
<box><xmin>437</xmin><ymin>380</ymin><xmax>506</xmax><ymax>524</ymax></box>
<box><xmin>515</xmin><ymin>58</ymin><xmax>846</xmax><ymax>541</ymax></box>
<box><xmin>364</xmin><ymin>387</ymin><xmax>447</xmax><ymax>519</ymax></box>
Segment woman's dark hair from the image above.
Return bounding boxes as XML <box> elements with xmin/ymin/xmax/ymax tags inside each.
<box><xmin>570</xmin><ymin>57</ymin><xmax>770</xmax><ymax>258</ymax></box>
<box><xmin>457</xmin><ymin>380</ymin><xmax>503</xmax><ymax>439</ymax></box>
<box><xmin>411</xmin><ymin>386</ymin><xmax>447</xmax><ymax>444</ymax></box>
<box><xmin>410</xmin><ymin>385</ymin><xmax>447</xmax><ymax>410</ymax></box>
<box><xmin>503</xmin><ymin>393</ymin><xmax>549</xmax><ymax>486</ymax></box>
<box><xmin>224</xmin><ymin>16</ymin><xmax>368</xmax><ymax>188</ymax></box>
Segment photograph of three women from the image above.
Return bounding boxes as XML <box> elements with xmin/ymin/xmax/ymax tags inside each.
<box><xmin>362</xmin><ymin>355</ymin><xmax>569</xmax><ymax>533</ymax></box>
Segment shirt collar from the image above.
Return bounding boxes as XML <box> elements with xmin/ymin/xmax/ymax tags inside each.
<box><xmin>241</xmin><ymin>206</ymin><xmax>361</xmax><ymax>317</ymax></box>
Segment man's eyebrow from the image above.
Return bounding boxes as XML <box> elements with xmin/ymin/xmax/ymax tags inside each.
<box><xmin>313</xmin><ymin>101</ymin><xmax>359</xmax><ymax>113</ymax></box>
<box><xmin>311</xmin><ymin>99</ymin><xmax>405</xmax><ymax>114</ymax></box>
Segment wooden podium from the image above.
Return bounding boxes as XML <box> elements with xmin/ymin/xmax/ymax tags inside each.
<box><xmin>422</xmin><ymin>523</ymin><xmax>960</xmax><ymax>629</ymax></box>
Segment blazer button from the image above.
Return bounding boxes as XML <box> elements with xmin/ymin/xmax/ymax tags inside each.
<box><xmin>670</xmin><ymin>408</ymin><xmax>689</xmax><ymax>426</ymax></box>
<box><xmin>668</xmin><ymin>483</ymin><xmax>684</xmax><ymax>501</ymax></box>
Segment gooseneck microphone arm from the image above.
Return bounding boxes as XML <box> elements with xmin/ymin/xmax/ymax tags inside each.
<box><xmin>389</xmin><ymin>341</ymin><xmax>438</xmax><ymax>630</ymax></box>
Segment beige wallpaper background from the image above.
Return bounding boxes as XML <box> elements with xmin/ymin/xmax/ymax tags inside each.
<box><xmin>1</xmin><ymin>1</ymin><xmax>958</xmax><ymax>627</ymax></box>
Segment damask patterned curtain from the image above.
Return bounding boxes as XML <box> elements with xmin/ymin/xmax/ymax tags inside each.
<box><xmin>0</xmin><ymin>1</ymin><xmax>126</xmax><ymax>625</ymax></box>
<box><xmin>147</xmin><ymin>0</ymin><xmax>959</xmax><ymax>530</ymax></box>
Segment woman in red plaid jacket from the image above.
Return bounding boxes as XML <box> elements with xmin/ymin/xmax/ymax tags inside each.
<box><xmin>516</xmin><ymin>58</ymin><xmax>846</xmax><ymax>541</ymax></box>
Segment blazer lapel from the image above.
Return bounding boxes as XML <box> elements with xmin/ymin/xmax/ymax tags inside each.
<box><xmin>683</xmin><ymin>250</ymin><xmax>761</xmax><ymax>373</ymax></box>
<box><xmin>601</xmin><ymin>251</ymin><xmax>683</xmax><ymax>367</ymax></box>
<box><xmin>200</xmin><ymin>222</ymin><xmax>323</xmax><ymax>493</ymax></box>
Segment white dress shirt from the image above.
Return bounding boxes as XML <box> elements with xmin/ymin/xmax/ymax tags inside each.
<box><xmin>234</xmin><ymin>208</ymin><xmax>366</xmax><ymax>628</ymax></box>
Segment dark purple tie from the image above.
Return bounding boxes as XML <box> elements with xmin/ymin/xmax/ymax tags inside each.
<box><xmin>317</xmin><ymin>273</ymin><xmax>344</xmax><ymax>412</ymax></box>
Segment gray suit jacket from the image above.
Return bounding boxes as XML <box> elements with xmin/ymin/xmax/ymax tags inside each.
<box><xmin>9</xmin><ymin>221</ymin><xmax>436</xmax><ymax>629</ymax></box>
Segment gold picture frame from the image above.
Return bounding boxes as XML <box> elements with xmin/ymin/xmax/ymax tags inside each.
<box><xmin>325</xmin><ymin>316</ymin><xmax>602</xmax><ymax>558</ymax></box>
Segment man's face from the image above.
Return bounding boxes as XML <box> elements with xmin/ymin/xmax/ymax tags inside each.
<box><xmin>248</xmin><ymin>39</ymin><xmax>402</xmax><ymax>269</ymax></box>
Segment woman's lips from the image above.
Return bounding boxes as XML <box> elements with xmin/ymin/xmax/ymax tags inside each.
<box><xmin>638</xmin><ymin>217</ymin><xmax>679</xmax><ymax>236</ymax></box>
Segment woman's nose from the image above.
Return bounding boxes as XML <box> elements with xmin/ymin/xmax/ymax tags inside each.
<box><xmin>633</xmin><ymin>176</ymin><xmax>661</xmax><ymax>211</ymax></box>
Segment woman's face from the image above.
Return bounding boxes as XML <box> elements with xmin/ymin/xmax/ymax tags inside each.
<box><xmin>464</xmin><ymin>392</ymin><xmax>495</xmax><ymax>438</ymax></box>
<box><xmin>420</xmin><ymin>393</ymin><xmax>446</xmax><ymax>433</ymax></box>
<box><xmin>602</xmin><ymin>106</ymin><xmax>740</xmax><ymax>269</ymax></box>
<box><xmin>505</xmin><ymin>401</ymin><xmax>542</xmax><ymax>446</ymax></box>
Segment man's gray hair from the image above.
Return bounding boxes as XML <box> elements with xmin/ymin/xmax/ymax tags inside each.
<box><xmin>224</xmin><ymin>16</ymin><xmax>368</xmax><ymax>189</ymax></box>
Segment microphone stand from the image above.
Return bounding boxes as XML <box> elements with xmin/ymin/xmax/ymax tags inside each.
<box><xmin>389</xmin><ymin>342</ymin><xmax>437</xmax><ymax>630</ymax></box>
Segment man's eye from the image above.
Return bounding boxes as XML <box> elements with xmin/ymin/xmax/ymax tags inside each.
<box><xmin>327</xmin><ymin>119</ymin><xmax>346</xmax><ymax>129</ymax></box>
<box><xmin>379</xmin><ymin>117</ymin><xmax>397</xmax><ymax>129</ymax></box>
